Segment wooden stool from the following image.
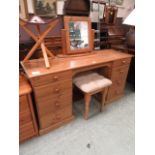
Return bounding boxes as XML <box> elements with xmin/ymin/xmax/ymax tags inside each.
<box><xmin>73</xmin><ymin>71</ymin><xmax>112</xmax><ymax>120</ymax></box>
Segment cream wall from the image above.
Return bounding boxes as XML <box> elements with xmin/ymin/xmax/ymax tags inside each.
<box><xmin>27</xmin><ymin>0</ymin><xmax>135</xmax><ymax>19</ymax></box>
<box><xmin>90</xmin><ymin>0</ymin><xmax>135</xmax><ymax>19</ymax></box>
<box><xmin>117</xmin><ymin>0</ymin><xmax>135</xmax><ymax>19</ymax></box>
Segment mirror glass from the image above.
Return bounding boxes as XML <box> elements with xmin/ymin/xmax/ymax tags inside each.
<box><xmin>68</xmin><ymin>21</ymin><xmax>89</xmax><ymax>50</ymax></box>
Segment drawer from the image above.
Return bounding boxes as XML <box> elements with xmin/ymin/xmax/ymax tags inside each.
<box><xmin>19</xmin><ymin>121</ymin><xmax>36</xmax><ymax>142</ymax></box>
<box><xmin>113</xmin><ymin>58</ymin><xmax>131</xmax><ymax>67</ymax></box>
<box><xmin>36</xmin><ymin>93</ymin><xmax>72</xmax><ymax>117</ymax></box>
<box><xmin>31</xmin><ymin>71</ymin><xmax>72</xmax><ymax>87</ymax></box>
<box><xmin>107</xmin><ymin>86</ymin><xmax>124</xmax><ymax>100</ymax></box>
<box><xmin>34</xmin><ymin>80</ymin><xmax>72</xmax><ymax>98</ymax></box>
<box><xmin>19</xmin><ymin>95</ymin><xmax>29</xmax><ymax>112</ymax></box>
<box><xmin>40</xmin><ymin>105</ymin><xmax>72</xmax><ymax>129</ymax></box>
<box><xmin>19</xmin><ymin>110</ymin><xmax>32</xmax><ymax>126</ymax></box>
<box><xmin>111</xmin><ymin>65</ymin><xmax>129</xmax><ymax>82</ymax></box>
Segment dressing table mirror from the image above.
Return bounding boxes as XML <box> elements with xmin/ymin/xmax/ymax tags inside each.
<box><xmin>63</xmin><ymin>16</ymin><xmax>94</xmax><ymax>54</ymax></box>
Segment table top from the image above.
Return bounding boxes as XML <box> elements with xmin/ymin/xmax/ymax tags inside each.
<box><xmin>21</xmin><ymin>49</ymin><xmax>132</xmax><ymax>79</ymax></box>
<box><xmin>19</xmin><ymin>74</ymin><xmax>32</xmax><ymax>96</ymax></box>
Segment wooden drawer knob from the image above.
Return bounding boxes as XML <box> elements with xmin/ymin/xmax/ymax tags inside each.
<box><xmin>53</xmin><ymin>76</ymin><xmax>59</xmax><ymax>81</ymax></box>
<box><xmin>55</xmin><ymin>101</ymin><xmax>60</xmax><ymax>107</ymax></box>
<box><xmin>119</xmin><ymin>70</ymin><xmax>124</xmax><ymax>74</ymax></box>
<box><xmin>122</xmin><ymin>60</ymin><xmax>126</xmax><ymax>64</ymax></box>
<box><xmin>54</xmin><ymin>88</ymin><xmax>60</xmax><ymax>93</ymax></box>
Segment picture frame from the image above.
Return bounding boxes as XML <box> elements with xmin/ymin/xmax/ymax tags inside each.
<box><xmin>34</xmin><ymin>0</ymin><xmax>57</xmax><ymax>18</ymax></box>
<box><xmin>90</xmin><ymin>1</ymin><xmax>106</xmax><ymax>23</ymax></box>
<box><xmin>105</xmin><ymin>0</ymin><xmax>124</xmax><ymax>6</ymax></box>
<box><xmin>27</xmin><ymin>0</ymin><xmax>35</xmax><ymax>14</ymax></box>
<box><xmin>56</xmin><ymin>0</ymin><xmax>65</xmax><ymax>15</ymax></box>
<box><xmin>63</xmin><ymin>16</ymin><xmax>93</xmax><ymax>55</ymax></box>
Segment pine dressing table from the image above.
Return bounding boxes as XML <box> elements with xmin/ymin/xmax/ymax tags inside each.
<box><xmin>21</xmin><ymin>49</ymin><xmax>132</xmax><ymax>135</ymax></box>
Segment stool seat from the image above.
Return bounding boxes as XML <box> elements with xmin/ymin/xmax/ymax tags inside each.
<box><xmin>73</xmin><ymin>71</ymin><xmax>112</xmax><ymax>93</ymax></box>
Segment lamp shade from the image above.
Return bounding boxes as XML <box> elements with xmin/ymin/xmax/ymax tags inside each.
<box><xmin>123</xmin><ymin>9</ymin><xmax>135</xmax><ymax>26</ymax></box>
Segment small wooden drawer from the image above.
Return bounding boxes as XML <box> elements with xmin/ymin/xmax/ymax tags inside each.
<box><xmin>34</xmin><ymin>80</ymin><xmax>72</xmax><ymax>98</ymax></box>
<box><xmin>111</xmin><ymin>65</ymin><xmax>129</xmax><ymax>81</ymax></box>
<box><xmin>113</xmin><ymin>58</ymin><xmax>131</xmax><ymax>67</ymax></box>
<box><xmin>40</xmin><ymin>105</ymin><xmax>72</xmax><ymax>129</ymax></box>
<box><xmin>30</xmin><ymin>71</ymin><xmax>72</xmax><ymax>87</ymax></box>
<box><xmin>19</xmin><ymin>74</ymin><xmax>38</xmax><ymax>142</ymax></box>
<box><xmin>37</xmin><ymin>93</ymin><xmax>72</xmax><ymax>117</ymax></box>
<box><xmin>19</xmin><ymin>121</ymin><xmax>36</xmax><ymax>142</ymax></box>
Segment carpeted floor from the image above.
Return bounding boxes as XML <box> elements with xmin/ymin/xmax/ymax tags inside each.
<box><xmin>19</xmin><ymin>84</ymin><xmax>135</xmax><ymax>155</ymax></box>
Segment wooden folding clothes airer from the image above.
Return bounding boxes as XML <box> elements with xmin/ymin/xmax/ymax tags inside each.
<box><xmin>20</xmin><ymin>16</ymin><xmax>59</xmax><ymax>68</ymax></box>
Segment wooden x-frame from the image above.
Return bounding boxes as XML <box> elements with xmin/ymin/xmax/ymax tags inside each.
<box><xmin>20</xmin><ymin>18</ymin><xmax>59</xmax><ymax>68</ymax></box>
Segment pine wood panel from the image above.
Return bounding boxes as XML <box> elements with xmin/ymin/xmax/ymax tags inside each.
<box><xmin>33</xmin><ymin>80</ymin><xmax>72</xmax><ymax>97</ymax></box>
<box><xmin>35</xmin><ymin>94</ymin><xmax>72</xmax><ymax>117</ymax></box>
<box><xmin>112</xmin><ymin>57</ymin><xmax>131</xmax><ymax>67</ymax></box>
<box><xmin>31</xmin><ymin>71</ymin><xmax>72</xmax><ymax>87</ymax></box>
<box><xmin>19</xmin><ymin>122</ymin><xmax>36</xmax><ymax>142</ymax></box>
<box><xmin>19</xmin><ymin>74</ymin><xmax>38</xmax><ymax>143</ymax></box>
<box><xmin>40</xmin><ymin>105</ymin><xmax>72</xmax><ymax>129</ymax></box>
<box><xmin>21</xmin><ymin>50</ymin><xmax>132</xmax><ymax>78</ymax></box>
<box><xmin>106</xmin><ymin>63</ymin><xmax>131</xmax><ymax>103</ymax></box>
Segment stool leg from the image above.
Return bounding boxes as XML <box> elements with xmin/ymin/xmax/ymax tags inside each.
<box><xmin>84</xmin><ymin>94</ymin><xmax>91</xmax><ymax>120</ymax></box>
<box><xmin>101</xmin><ymin>87</ymin><xmax>108</xmax><ymax>112</ymax></box>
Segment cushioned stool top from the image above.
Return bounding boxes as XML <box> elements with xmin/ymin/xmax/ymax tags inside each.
<box><xmin>73</xmin><ymin>71</ymin><xmax>112</xmax><ymax>93</ymax></box>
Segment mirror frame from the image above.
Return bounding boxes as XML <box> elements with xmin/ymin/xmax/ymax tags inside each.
<box><xmin>64</xmin><ymin>16</ymin><xmax>93</xmax><ymax>54</ymax></box>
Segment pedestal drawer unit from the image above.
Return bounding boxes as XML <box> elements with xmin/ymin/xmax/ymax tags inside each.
<box><xmin>106</xmin><ymin>57</ymin><xmax>132</xmax><ymax>103</ymax></box>
<box><xmin>31</xmin><ymin>71</ymin><xmax>74</xmax><ymax>135</ymax></box>
<box><xmin>19</xmin><ymin>74</ymin><xmax>38</xmax><ymax>143</ymax></box>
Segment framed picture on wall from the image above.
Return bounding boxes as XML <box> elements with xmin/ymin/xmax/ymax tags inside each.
<box><xmin>56</xmin><ymin>0</ymin><xmax>65</xmax><ymax>15</ymax></box>
<box><xmin>105</xmin><ymin>0</ymin><xmax>124</xmax><ymax>6</ymax></box>
<box><xmin>34</xmin><ymin>0</ymin><xmax>57</xmax><ymax>18</ymax></box>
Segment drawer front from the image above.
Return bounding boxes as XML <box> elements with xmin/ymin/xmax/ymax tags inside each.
<box><xmin>113</xmin><ymin>58</ymin><xmax>131</xmax><ymax>67</ymax></box>
<box><xmin>107</xmin><ymin>85</ymin><xmax>124</xmax><ymax>100</ymax></box>
<box><xmin>19</xmin><ymin>95</ymin><xmax>29</xmax><ymax>112</ymax></box>
<box><xmin>19</xmin><ymin>110</ymin><xmax>32</xmax><ymax>126</ymax></box>
<box><xmin>106</xmin><ymin>65</ymin><xmax>130</xmax><ymax>102</ymax></box>
<box><xmin>31</xmin><ymin>71</ymin><xmax>72</xmax><ymax>87</ymax></box>
<box><xmin>36</xmin><ymin>93</ymin><xmax>72</xmax><ymax>117</ymax></box>
<box><xmin>40</xmin><ymin>105</ymin><xmax>72</xmax><ymax>129</ymax></box>
<box><xmin>19</xmin><ymin>121</ymin><xmax>36</xmax><ymax>142</ymax></box>
<box><xmin>34</xmin><ymin>80</ymin><xmax>72</xmax><ymax>98</ymax></box>
<box><xmin>111</xmin><ymin>65</ymin><xmax>130</xmax><ymax>87</ymax></box>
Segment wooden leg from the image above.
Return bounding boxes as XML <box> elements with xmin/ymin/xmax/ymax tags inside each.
<box><xmin>101</xmin><ymin>87</ymin><xmax>108</xmax><ymax>112</ymax></box>
<box><xmin>20</xmin><ymin>23</ymin><xmax>55</xmax><ymax>58</ymax></box>
<box><xmin>84</xmin><ymin>94</ymin><xmax>91</xmax><ymax>120</ymax></box>
<box><xmin>23</xmin><ymin>19</ymin><xmax>59</xmax><ymax>61</ymax></box>
<box><xmin>41</xmin><ymin>42</ymin><xmax>50</xmax><ymax>68</ymax></box>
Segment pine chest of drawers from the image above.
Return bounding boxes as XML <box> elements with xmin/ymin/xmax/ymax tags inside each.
<box><xmin>19</xmin><ymin>74</ymin><xmax>38</xmax><ymax>143</ymax></box>
<box><xmin>30</xmin><ymin>70</ymin><xmax>74</xmax><ymax>135</ymax></box>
